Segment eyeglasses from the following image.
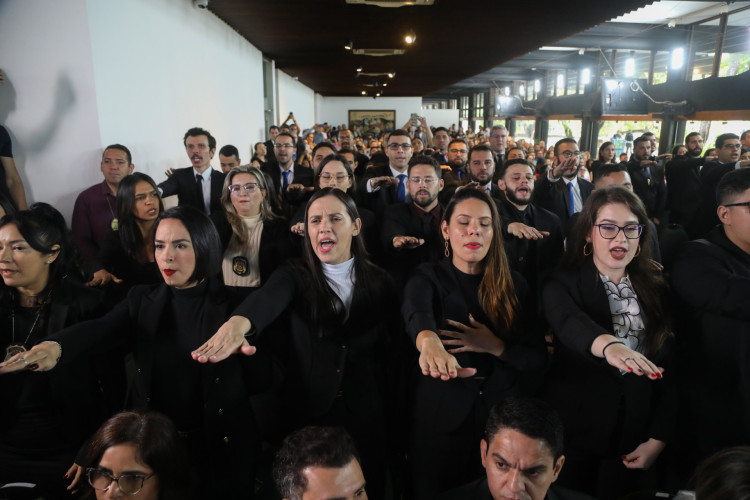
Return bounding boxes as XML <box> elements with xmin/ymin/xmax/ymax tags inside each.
<box><xmin>387</xmin><ymin>143</ymin><xmax>412</xmax><ymax>151</ymax></box>
<box><xmin>228</xmin><ymin>183</ymin><xmax>259</xmax><ymax>194</ymax></box>
<box><xmin>721</xmin><ymin>143</ymin><xmax>742</xmax><ymax>150</ymax></box>
<box><xmin>448</xmin><ymin>149</ymin><xmax>467</xmax><ymax>154</ymax></box>
<box><xmin>274</xmin><ymin>143</ymin><xmax>295</xmax><ymax>149</ymax></box>
<box><xmin>87</xmin><ymin>468</ymin><xmax>154</xmax><ymax>495</ymax></box>
<box><xmin>560</xmin><ymin>151</ymin><xmax>582</xmax><ymax>159</ymax></box>
<box><xmin>491</xmin><ymin>134</ymin><xmax>507</xmax><ymax>139</ymax></box>
<box><xmin>409</xmin><ymin>177</ymin><xmax>437</xmax><ymax>186</ymax></box>
<box><xmin>594</xmin><ymin>223</ymin><xmax>643</xmax><ymax>239</ymax></box>
<box><xmin>319</xmin><ymin>173</ymin><xmax>350</xmax><ymax>182</ymax></box>
<box><xmin>723</xmin><ymin>200</ymin><xmax>750</xmax><ymax>209</ymax></box>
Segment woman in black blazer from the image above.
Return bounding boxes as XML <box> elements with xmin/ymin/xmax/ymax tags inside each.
<box><xmin>211</xmin><ymin>165</ymin><xmax>293</xmax><ymax>295</ymax></box>
<box><xmin>192</xmin><ymin>188</ymin><xmax>399</xmax><ymax>500</ymax></box>
<box><xmin>402</xmin><ymin>188</ymin><xmax>546</xmax><ymax>500</ymax></box>
<box><xmin>542</xmin><ymin>186</ymin><xmax>674</xmax><ymax>498</ymax></box>
<box><xmin>2</xmin><ymin>206</ymin><xmax>269</xmax><ymax>498</ymax></box>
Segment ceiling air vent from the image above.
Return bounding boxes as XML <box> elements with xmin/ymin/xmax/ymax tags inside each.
<box><xmin>346</xmin><ymin>0</ymin><xmax>435</xmax><ymax>7</ymax></box>
<box><xmin>353</xmin><ymin>48</ymin><xmax>406</xmax><ymax>57</ymax></box>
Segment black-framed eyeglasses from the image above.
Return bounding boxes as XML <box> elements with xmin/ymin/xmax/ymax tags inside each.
<box><xmin>228</xmin><ymin>183</ymin><xmax>259</xmax><ymax>194</ymax></box>
<box><xmin>408</xmin><ymin>177</ymin><xmax>437</xmax><ymax>186</ymax></box>
<box><xmin>594</xmin><ymin>223</ymin><xmax>643</xmax><ymax>239</ymax></box>
<box><xmin>723</xmin><ymin>201</ymin><xmax>750</xmax><ymax>209</ymax></box>
<box><xmin>560</xmin><ymin>151</ymin><xmax>582</xmax><ymax>158</ymax></box>
<box><xmin>387</xmin><ymin>143</ymin><xmax>412</xmax><ymax>151</ymax></box>
<box><xmin>87</xmin><ymin>468</ymin><xmax>155</xmax><ymax>495</ymax></box>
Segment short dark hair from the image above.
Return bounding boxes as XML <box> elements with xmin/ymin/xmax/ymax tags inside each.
<box><xmin>269</xmin><ymin>125</ymin><xmax>279</xmax><ymax>132</ymax></box>
<box><xmin>275</xmin><ymin>131</ymin><xmax>296</xmax><ymax>144</ymax></box>
<box><xmin>484</xmin><ymin>398</ymin><xmax>564</xmax><ymax>461</ymax></box>
<box><xmin>553</xmin><ymin>138</ymin><xmax>577</xmax><ymax>157</ymax></box>
<box><xmin>448</xmin><ymin>138</ymin><xmax>468</xmax><ymax>150</ymax></box>
<box><xmin>433</xmin><ymin>126</ymin><xmax>449</xmax><ymax>135</ymax></box>
<box><xmin>83</xmin><ymin>411</ymin><xmax>188</xmax><ymax>500</ymax></box>
<box><xmin>741</xmin><ymin>130</ymin><xmax>749</xmax><ymax>141</ymax></box>
<box><xmin>274</xmin><ymin>426</ymin><xmax>360</xmax><ymax>500</ymax></box>
<box><xmin>469</xmin><ymin>144</ymin><xmax>496</xmax><ymax>164</ymax></box>
<box><xmin>593</xmin><ymin>163</ymin><xmax>627</xmax><ymax>183</ymax></box>
<box><xmin>498</xmin><ymin>158</ymin><xmax>533</xmax><ymax>179</ymax></box>
<box><xmin>407</xmin><ymin>154</ymin><xmax>441</xmax><ymax>178</ymax></box>
<box><xmin>312</xmin><ymin>141</ymin><xmax>336</xmax><ymax>157</ymax></box>
<box><xmin>387</xmin><ymin>129</ymin><xmax>411</xmax><ymax>141</ymax></box>
<box><xmin>103</xmin><ymin>144</ymin><xmax>132</xmax><ymax>165</ymax></box>
<box><xmin>183</xmin><ymin>127</ymin><xmax>216</xmax><ymax>150</ymax></box>
<box><xmin>685</xmin><ymin>131</ymin><xmax>701</xmax><ymax>144</ymax></box>
<box><xmin>642</xmin><ymin>131</ymin><xmax>655</xmax><ymax>139</ymax></box>
<box><xmin>717</xmin><ymin>167</ymin><xmax>750</xmax><ymax>207</ymax></box>
<box><xmin>153</xmin><ymin>206</ymin><xmax>222</xmax><ymax>285</ymax></box>
<box><xmin>219</xmin><ymin>144</ymin><xmax>239</xmax><ymax>159</ymax></box>
<box><xmin>716</xmin><ymin>133</ymin><xmax>740</xmax><ymax>150</ymax></box>
<box><xmin>694</xmin><ymin>446</ymin><xmax>750</xmax><ymax>499</ymax></box>
<box><xmin>634</xmin><ymin>136</ymin><xmax>650</xmax><ymax>148</ymax></box>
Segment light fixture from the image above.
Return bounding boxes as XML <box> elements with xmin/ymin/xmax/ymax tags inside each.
<box><xmin>556</xmin><ymin>73</ymin><xmax>564</xmax><ymax>88</ymax></box>
<box><xmin>356</xmin><ymin>66</ymin><xmax>363</xmax><ymax>73</ymax></box>
<box><xmin>361</xmin><ymin>90</ymin><xmax>367</xmax><ymax>95</ymax></box>
<box><xmin>625</xmin><ymin>57</ymin><xmax>635</xmax><ymax>77</ymax></box>
<box><xmin>388</xmin><ymin>72</ymin><xmax>395</xmax><ymax>78</ymax></box>
<box><xmin>534</xmin><ymin>79</ymin><xmax>541</xmax><ymax>92</ymax></box>
<box><xmin>519</xmin><ymin>84</ymin><xmax>525</xmax><ymax>96</ymax></box>
<box><xmin>376</xmin><ymin>92</ymin><xmax>381</xmax><ymax>97</ymax></box>
<box><xmin>383</xmin><ymin>83</ymin><xmax>388</xmax><ymax>87</ymax></box>
<box><xmin>404</xmin><ymin>31</ymin><xmax>416</xmax><ymax>44</ymax></box>
<box><xmin>578</xmin><ymin>48</ymin><xmax>585</xmax><ymax>56</ymax></box>
<box><xmin>671</xmin><ymin>48</ymin><xmax>684</xmax><ymax>69</ymax></box>
<box><xmin>581</xmin><ymin>68</ymin><xmax>591</xmax><ymax>85</ymax></box>
<box><xmin>504</xmin><ymin>86</ymin><xmax>510</xmax><ymax>96</ymax></box>
<box><xmin>345</xmin><ymin>40</ymin><xmax>353</xmax><ymax>50</ymax></box>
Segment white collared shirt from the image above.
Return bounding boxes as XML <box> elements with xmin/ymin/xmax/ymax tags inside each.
<box><xmin>278</xmin><ymin>163</ymin><xmax>295</xmax><ymax>188</ymax></box>
<box><xmin>548</xmin><ymin>172</ymin><xmax>583</xmax><ymax>214</ymax></box>
<box><xmin>366</xmin><ymin>164</ymin><xmax>407</xmax><ymax>193</ymax></box>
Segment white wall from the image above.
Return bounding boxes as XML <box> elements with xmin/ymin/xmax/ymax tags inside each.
<box><xmin>86</xmin><ymin>0</ymin><xmax>265</xmax><ymax>183</ymax></box>
<box><xmin>317</xmin><ymin>97</ymin><xmax>423</xmax><ymax>130</ymax></box>
<box><xmin>276</xmin><ymin>70</ymin><xmax>316</xmax><ymax>134</ymax></box>
<box><xmin>0</xmin><ymin>0</ymin><xmax>102</xmax><ymax>215</ymax></box>
<box><xmin>421</xmin><ymin>109</ymin><xmax>460</xmax><ymax>129</ymax></box>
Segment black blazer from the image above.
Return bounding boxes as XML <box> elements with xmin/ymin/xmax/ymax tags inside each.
<box><xmin>260</xmin><ymin>162</ymin><xmax>315</xmax><ymax>216</ymax></box>
<box><xmin>50</xmin><ymin>280</ymin><xmax>268</xmax><ymax>496</ymax></box>
<box><xmin>671</xmin><ymin>227</ymin><xmax>750</xmax><ymax>458</ymax></box>
<box><xmin>664</xmin><ymin>156</ymin><xmax>703</xmax><ymax>232</ymax></box>
<box><xmin>233</xmin><ymin>260</ymin><xmax>400</xmax><ymax>419</ymax></box>
<box><xmin>157</xmin><ymin>167</ymin><xmax>225</xmax><ymax>214</ymax></box>
<box><xmin>626</xmin><ymin>159</ymin><xmax>667</xmax><ymax>219</ymax></box>
<box><xmin>211</xmin><ymin>212</ymin><xmax>296</xmax><ymax>286</ymax></box>
<box><xmin>533</xmin><ymin>175</ymin><xmax>594</xmax><ymax>229</ymax></box>
<box><xmin>402</xmin><ymin>259</ymin><xmax>544</xmax><ymax>433</ymax></box>
<box><xmin>542</xmin><ymin>260</ymin><xmax>675</xmax><ymax>456</ymax></box>
<box><xmin>361</xmin><ymin>164</ymin><xmax>402</xmax><ymax>215</ymax></box>
<box><xmin>694</xmin><ymin>160</ymin><xmax>738</xmax><ymax>238</ymax></box>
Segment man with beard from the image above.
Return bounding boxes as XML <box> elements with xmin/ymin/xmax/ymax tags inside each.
<box><xmin>534</xmin><ymin>138</ymin><xmax>593</xmax><ymax>232</ymax></box>
<box><xmin>261</xmin><ymin>131</ymin><xmax>314</xmax><ymax>216</ymax></box>
<box><xmin>432</xmin><ymin>127</ymin><xmax>451</xmax><ymax>164</ymax></box>
<box><xmin>665</xmin><ymin>132</ymin><xmax>715</xmax><ymax>236</ymax></box>
<box><xmin>489</xmin><ymin>125</ymin><xmax>508</xmax><ymax>166</ymax></box>
<box><xmin>158</xmin><ymin>127</ymin><xmax>225</xmax><ymax>214</ymax></box>
<box><xmin>439</xmin><ymin>138</ymin><xmax>470</xmax><ymax>204</ymax></box>
<box><xmin>466</xmin><ymin>145</ymin><xmax>503</xmax><ymax>200</ymax></box>
<box><xmin>381</xmin><ymin>155</ymin><xmax>444</xmax><ymax>288</ymax></box>
<box><xmin>626</xmin><ymin>136</ymin><xmax>667</xmax><ymax>225</ymax></box>
<box><xmin>363</xmin><ymin>129</ymin><xmax>413</xmax><ymax>216</ymax></box>
<box><xmin>497</xmin><ymin>159</ymin><xmax>563</xmax><ymax>319</ymax></box>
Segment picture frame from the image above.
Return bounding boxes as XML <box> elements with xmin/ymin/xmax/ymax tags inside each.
<box><xmin>348</xmin><ymin>110</ymin><xmax>396</xmax><ymax>136</ymax></box>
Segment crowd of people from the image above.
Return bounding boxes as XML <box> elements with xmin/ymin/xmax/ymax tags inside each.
<box><xmin>0</xmin><ymin>117</ymin><xmax>749</xmax><ymax>499</ymax></box>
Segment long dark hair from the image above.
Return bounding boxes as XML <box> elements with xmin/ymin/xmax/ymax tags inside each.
<box><xmin>598</xmin><ymin>141</ymin><xmax>615</xmax><ymax>163</ymax></box>
<box><xmin>116</xmin><ymin>173</ymin><xmax>164</xmax><ymax>262</ymax></box>
<box><xmin>300</xmin><ymin>188</ymin><xmax>378</xmax><ymax>335</ymax></box>
<box><xmin>220</xmin><ymin>165</ymin><xmax>275</xmax><ymax>245</ymax></box>
<box><xmin>564</xmin><ymin>186</ymin><xmax>672</xmax><ymax>356</ymax></box>
<box><xmin>0</xmin><ymin>202</ymin><xmax>86</xmax><ymax>289</ymax></box>
<box><xmin>83</xmin><ymin>411</ymin><xmax>189</xmax><ymax>500</ymax></box>
<box><xmin>442</xmin><ymin>188</ymin><xmax>518</xmax><ymax>333</ymax></box>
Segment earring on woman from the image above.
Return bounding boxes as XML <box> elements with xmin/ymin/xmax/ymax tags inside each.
<box><xmin>634</xmin><ymin>245</ymin><xmax>641</xmax><ymax>257</ymax></box>
<box><xmin>583</xmin><ymin>242</ymin><xmax>592</xmax><ymax>256</ymax></box>
<box><xmin>444</xmin><ymin>239</ymin><xmax>450</xmax><ymax>258</ymax></box>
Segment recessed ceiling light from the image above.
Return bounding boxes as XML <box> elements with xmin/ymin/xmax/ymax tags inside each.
<box><xmin>345</xmin><ymin>40</ymin><xmax>353</xmax><ymax>50</ymax></box>
<box><xmin>405</xmin><ymin>31</ymin><xmax>416</xmax><ymax>44</ymax></box>
<box><xmin>361</xmin><ymin>90</ymin><xmax>367</xmax><ymax>95</ymax></box>
<box><xmin>356</xmin><ymin>66</ymin><xmax>363</xmax><ymax>72</ymax></box>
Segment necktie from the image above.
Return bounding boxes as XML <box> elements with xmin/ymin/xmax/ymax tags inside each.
<box><xmin>282</xmin><ymin>170</ymin><xmax>291</xmax><ymax>190</ymax></box>
<box><xmin>195</xmin><ymin>174</ymin><xmax>205</xmax><ymax>213</ymax></box>
<box><xmin>397</xmin><ymin>174</ymin><xmax>407</xmax><ymax>203</ymax></box>
<box><xmin>567</xmin><ymin>182</ymin><xmax>575</xmax><ymax>216</ymax></box>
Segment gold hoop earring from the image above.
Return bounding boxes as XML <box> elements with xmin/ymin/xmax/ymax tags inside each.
<box><xmin>583</xmin><ymin>242</ymin><xmax>592</xmax><ymax>256</ymax></box>
<box><xmin>634</xmin><ymin>245</ymin><xmax>641</xmax><ymax>258</ymax></box>
<box><xmin>444</xmin><ymin>239</ymin><xmax>450</xmax><ymax>258</ymax></box>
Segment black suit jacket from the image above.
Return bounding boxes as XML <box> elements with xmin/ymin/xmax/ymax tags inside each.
<box><xmin>694</xmin><ymin>160</ymin><xmax>738</xmax><ymax>238</ymax></box>
<box><xmin>671</xmin><ymin>227</ymin><xmax>750</xmax><ymax>459</ymax></box>
<box><xmin>533</xmin><ymin>175</ymin><xmax>594</xmax><ymax>230</ymax></box>
<box><xmin>626</xmin><ymin>159</ymin><xmax>667</xmax><ymax>219</ymax></box>
<box><xmin>542</xmin><ymin>260</ymin><xmax>675</xmax><ymax>456</ymax></box>
<box><xmin>158</xmin><ymin>166</ymin><xmax>225</xmax><ymax>214</ymax></box>
<box><xmin>402</xmin><ymin>259</ymin><xmax>545</xmax><ymax>432</ymax></box>
<box><xmin>362</xmin><ymin>163</ymin><xmax>404</xmax><ymax>215</ymax></box>
<box><xmin>665</xmin><ymin>156</ymin><xmax>703</xmax><ymax>232</ymax></box>
<box><xmin>260</xmin><ymin>162</ymin><xmax>314</xmax><ymax>216</ymax></box>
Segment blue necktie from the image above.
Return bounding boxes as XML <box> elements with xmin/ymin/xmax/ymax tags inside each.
<box><xmin>397</xmin><ymin>174</ymin><xmax>407</xmax><ymax>203</ymax></box>
<box><xmin>282</xmin><ymin>170</ymin><xmax>291</xmax><ymax>190</ymax></box>
<box><xmin>567</xmin><ymin>182</ymin><xmax>575</xmax><ymax>216</ymax></box>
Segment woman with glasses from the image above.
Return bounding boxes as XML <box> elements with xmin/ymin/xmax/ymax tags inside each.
<box><xmin>212</xmin><ymin>165</ymin><xmax>292</xmax><ymax>295</ymax></box>
<box><xmin>87</xmin><ymin>173</ymin><xmax>163</xmax><ymax>306</ymax></box>
<box><xmin>83</xmin><ymin>411</ymin><xmax>188</xmax><ymax>500</ymax></box>
<box><xmin>1</xmin><ymin>206</ymin><xmax>268</xmax><ymax>498</ymax></box>
<box><xmin>542</xmin><ymin>186</ymin><xmax>674</xmax><ymax>498</ymax></box>
<box><xmin>402</xmin><ymin>188</ymin><xmax>545</xmax><ymax>499</ymax></box>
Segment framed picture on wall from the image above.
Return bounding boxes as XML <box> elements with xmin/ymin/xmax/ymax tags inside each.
<box><xmin>348</xmin><ymin>110</ymin><xmax>396</xmax><ymax>137</ymax></box>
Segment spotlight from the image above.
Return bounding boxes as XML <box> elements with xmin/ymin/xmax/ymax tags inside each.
<box><xmin>361</xmin><ymin>90</ymin><xmax>367</xmax><ymax>95</ymax></box>
<box><xmin>404</xmin><ymin>31</ymin><xmax>416</xmax><ymax>44</ymax></box>
<box><xmin>356</xmin><ymin>66</ymin><xmax>363</xmax><ymax>72</ymax></box>
<box><xmin>388</xmin><ymin>73</ymin><xmax>395</xmax><ymax>78</ymax></box>
<box><xmin>345</xmin><ymin>40</ymin><xmax>353</xmax><ymax>50</ymax></box>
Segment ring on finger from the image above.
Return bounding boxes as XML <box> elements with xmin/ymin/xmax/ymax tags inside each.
<box><xmin>624</xmin><ymin>357</ymin><xmax>634</xmax><ymax>362</ymax></box>
<box><xmin>18</xmin><ymin>357</ymin><xmax>28</xmax><ymax>365</ymax></box>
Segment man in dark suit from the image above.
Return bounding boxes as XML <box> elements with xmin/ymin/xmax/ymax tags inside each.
<box><xmin>665</xmin><ymin>132</ymin><xmax>714</xmax><ymax>237</ymax></box>
<box><xmin>626</xmin><ymin>136</ymin><xmax>668</xmax><ymax>226</ymax></box>
<box><xmin>263</xmin><ymin>125</ymin><xmax>279</xmax><ymax>163</ymax></box>
<box><xmin>363</xmin><ymin>129</ymin><xmax>413</xmax><ymax>216</ymax></box>
<box><xmin>431</xmin><ymin>126</ymin><xmax>450</xmax><ymax>164</ymax></box>
<box><xmin>533</xmin><ymin>138</ymin><xmax>594</xmax><ymax>233</ymax></box>
<box><xmin>438</xmin><ymin>398</ymin><xmax>594</xmax><ymax>500</ymax></box>
<box><xmin>467</xmin><ymin>144</ymin><xmax>503</xmax><ymax>200</ymax></box>
<box><xmin>158</xmin><ymin>127</ymin><xmax>225</xmax><ymax>214</ymax></box>
<box><xmin>439</xmin><ymin>138</ymin><xmax>470</xmax><ymax>204</ymax></box>
<box><xmin>497</xmin><ymin>159</ymin><xmax>563</xmax><ymax>305</ymax></box>
<box><xmin>671</xmin><ymin>167</ymin><xmax>750</xmax><ymax>475</ymax></box>
<box><xmin>489</xmin><ymin>125</ymin><xmax>508</xmax><ymax>167</ymax></box>
<box><xmin>260</xmin><ymin>131</ymin><xmax>314</xmax><ymax>216</ymax></box>
<box><xmin>381</xmin><ymin>155</ymin><xmax>444</xmax><ymax>288</ymax></box>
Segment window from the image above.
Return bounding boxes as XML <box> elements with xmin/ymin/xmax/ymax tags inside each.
<box><xmin>460</xmin><ymin>96</ymin><xmax>470</xmax><ymax>119</ymax></box>
<box><xmin>473</xmin><ymin>92</ymin><xmax>485</xmax><ymax>119</ymax></box>
<box><xmin>719</xmin><ymin>11</ymin><xmax>750</xmax><ymax>77</ymax></box>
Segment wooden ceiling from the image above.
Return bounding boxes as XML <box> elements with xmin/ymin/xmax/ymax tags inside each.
<box><xmin>208</xmin><ymin>0</ymin><xmax>652</xmax><ymax>97</ymax></box>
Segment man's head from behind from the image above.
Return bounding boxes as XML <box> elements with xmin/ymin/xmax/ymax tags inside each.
<box><xmin>274</xmin><ymin>426</ymin><xmax>366</xmax><ymax>500</ymax></box>
<box><xmin>481</xmin><ymin>398</ymin><xmax>565</xmax><ymax>500</ymax></box>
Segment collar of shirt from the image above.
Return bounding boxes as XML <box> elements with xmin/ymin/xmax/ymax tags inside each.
<box><xmin>414</xmin><ymin>203</ymin><xmax>441</xmax><ymax>221</ymax></box>
<box><xmin>279</xmin><ymin>163</ymin><xmax>296</xmax><ymax>175</ymax></box>
<box><xmin>192</xmin><ymin>167</ymin><xmax>213</xmax><ymax>181</ymax></box>
<box><xmin>562</xmin><ymin>176</ymin><xmax>579</xmax><ymax>189</ymax></box>
<box><xmin>389</xmin><ymin>164</ymin><xmax>407</xmax><ymax>178</ymax></box>
<box><xmin>98</xmin><ymin>179</ymin><xmax>116</xmax><ymax>197</ymax></box>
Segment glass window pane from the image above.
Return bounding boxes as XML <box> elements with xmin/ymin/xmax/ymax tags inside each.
<box><xmin>653</xmin><ymin>51</ymin><xmax>670</xmax><ymax>84</ymax></box>
<box><xmin>719</xmin><ymin>11</ymin><xmax>750</xmax><ymax>77</ymax></box>
<box><xmin>691</xmin><ymin>23</ymin><xmax>718</xmax><ymax>80</ymax></box>
<box><xmin>566</xmin><ymin>70</ymin><xmax>577</xmax><ymax>95</ymax></box>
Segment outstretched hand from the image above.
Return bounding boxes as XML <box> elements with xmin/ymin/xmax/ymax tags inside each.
<box><xmin>417</xmin><ymin>331</ymin><xmax>476</xmax><ymax>381</ymax></box>
<box><xmin>392</xmin><ymin>236</ymin><xmax>424</xmax><ymax>249</ymax></box>
<box><xmin>507</xmin><ymin>222</ymin><xmax>549</xmax><ymax>240</ymax></box>
<box><xmin>622</xmin><ymin>438</ymin><xmax>666</xmax><ymax>470</ymax></box>
<box><xmin>191</xmin><ymin>316</ymin><xmax>257</xmax><ymax>363</ymax></box>
<box><xmin>603</xmin><ymin>341</ymin><xmax>664</xmax><ymax>379</ymax></box>
<box><xmin>0</xmin><ymin>341</ymin><xmax>61</xmax><ymax>374</ymax></box>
